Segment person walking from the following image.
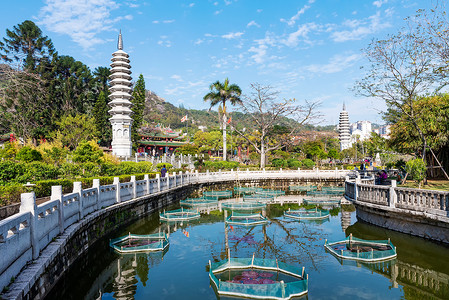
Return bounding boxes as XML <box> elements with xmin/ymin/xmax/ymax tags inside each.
<box><xmin>161</xmin><ymin>165</ymin><xmax>167</xmax><ymax>178</ymax></box>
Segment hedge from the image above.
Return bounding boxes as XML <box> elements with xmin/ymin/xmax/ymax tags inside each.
<box><xmin>0</xmin><ymin>172</ymin><xmax>159</xmax><ymax>207</ymax></box>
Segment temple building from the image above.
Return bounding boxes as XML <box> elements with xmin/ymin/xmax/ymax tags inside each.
<box><xmin>108</xmin><ymin>31</ymin><xmax>133</xmax><ymax>158</ymax></box>
<box><xmin>338</xmin><ymin>103</ymin><xmax>351</xmax><ymax>151</ymax></box>
<box><xmin>137</xmin><ymin>125</ymin><xmax>186</xmax><ymax>156</ymax></box>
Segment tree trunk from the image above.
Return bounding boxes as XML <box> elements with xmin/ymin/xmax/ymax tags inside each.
<box><xmin>223</xmin><ymin>117</ymin><xmax>227</xmax><ymax>161</ymax></box>
<box><xmin>260</xmin><ymin>139</ymin><xmax>265</xmax><ymax>168</ymax></box>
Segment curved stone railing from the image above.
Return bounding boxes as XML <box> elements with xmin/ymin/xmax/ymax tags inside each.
<box><xmin>0</xmin><ymin>168</ymin><xmax>347</xmax><ymax>292</ymax></box>
<box><xmin>344</xmin><ymin>178</ymin><xmax>449</xmax><ymax>243</ymax></box>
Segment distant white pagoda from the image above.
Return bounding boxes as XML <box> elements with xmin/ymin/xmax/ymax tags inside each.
<box><xmin>338</xmin><ymin>103</ymin><xmax>351</xmax><ymax>151</ymax></box>
<box><xmin>109</xmin><ymin>31</ymin><xmax>133</xmax><ymax>157</ymax></box>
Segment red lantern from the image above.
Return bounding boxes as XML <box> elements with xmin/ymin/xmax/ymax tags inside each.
<box><xmin>159</xmin><ymin>147</ymin><xmax>163</xmax><ymax>150</ymax></box>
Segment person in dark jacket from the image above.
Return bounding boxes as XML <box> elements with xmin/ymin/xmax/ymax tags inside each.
<box><xmin>161</xmin><ymin>165</ymin><xmax>167</xmax><ymax>178</ymax></box>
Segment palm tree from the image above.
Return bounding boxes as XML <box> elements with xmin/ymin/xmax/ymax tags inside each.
<box><xmin>203</xmin><ymin>78</ymin><xmax>242</xmax><ymax>160</ymax></box>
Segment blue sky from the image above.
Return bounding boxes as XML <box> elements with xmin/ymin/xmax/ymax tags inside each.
<box><xmin>0</xmin><ymin>0</ymin><xmax>435</xmax><ymax>125</ymax></box>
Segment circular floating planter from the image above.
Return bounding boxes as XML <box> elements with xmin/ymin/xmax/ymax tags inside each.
<box><xmin>307</xmin><ymin>190</ymin><xmax>343</xmax><ymax>196</ymax></box>
<box><xmin>303</xmin><ymin>197</ymin><xmax>341</xmax><ymax>206</ymax></box>
<box><xmin>226</xmin><ymin>212</ymin><xmax>268</xmax><ymax>226</ymax></box>
<box><xmin>284</xmin><ymin>208</ymin><xmax>329</xmax><ymax>220</ymax></box>
<box><xmin>180</xmin><ymin>197</ymin><xmax>218</xmax><ymax>208</ymax></box>
<box><xmin>288</xmin><ymin>185</ymin><xmax>317</xmax><ymax>192</ymax></box>
<box><xmin>255</xmin><ymin>189</ymin><xmax>285</xmax><ymax>197</ymax></box>
<box><xmin>159</xmin><ymin>208</ymin><xmax>200</xmax><ymax>222</ymax></box>
<box><xmin>243</xmin><ymin>194</ymin><xmax>274</xmax><ymax>202</ymax></box>
<box><xmin>203</xmin><ymin>190</ymin><xmax>233</xmax><ymax>199</ymax></box>
<box><xmin>221</xmin><ymin>201</ymin><xmax>266</xmax><ymax>211</ymax></box>
<box><xmin>109</xmin><ymin>232</ymin><xmax>169</xmax><ymax>253</ymax></box>
<box><xmin>234</xmin><ymin>187</ymin><xmax>264</xmax><ymax>195</ymax></box>
<box><xmin>324</xmin><ymin>234</ymin><xmax>397</xmax><ymax>262</ymax></box>
<box><xmin>209</xmin><ymin>256</ymin><xmax>308</xmax><ymax>300</ymax></box>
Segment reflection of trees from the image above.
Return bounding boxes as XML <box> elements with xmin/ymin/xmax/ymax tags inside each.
<box><xmin>215</xmin><ymin>217</ymin><xmax>328</xmax><ymax>272</ymax></box>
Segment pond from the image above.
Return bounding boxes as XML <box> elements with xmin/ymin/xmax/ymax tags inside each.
<box><xmin>47</xmin><ymin>193</ymin><xmax>449</xmax><ymax>300</ymax></box>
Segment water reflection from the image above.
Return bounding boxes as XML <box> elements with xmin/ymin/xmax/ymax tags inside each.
<box><xmin>47</xmin><ymin>196</ymin><xmax>449</xmax><ymax>300</ymax></box>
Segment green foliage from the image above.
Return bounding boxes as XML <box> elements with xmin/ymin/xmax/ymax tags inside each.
<box><xmin>131</xmin><ymin>74</ymin><xmax>146</xmax><ymax>148</ymax></box>
<box><xmin>0</xmin><ymin>142</ymin><xmax>19</xmax><ymax>159</ymax></box>
<box><xmin>406</xmin><ymin>158</ymin><xmax>427</xmax><ymax>187</ymax></box>
<box><xmin>271</xmin><ymin>158</ymin><xmax>288</xmax><ymax>168</ymax></box>
<box><xmin>203</xmin><ymin>160</ymin><xmax>239</xmax><ymax>170</ymax></box>
<box><xmin>72</xmin><ymin>141</ymin><xmax>103</xmax><ymax>163</ymax></box>
<box><xmin>0</xmin><ymin>161</ymin><xmax>26</xmax><ymax>183</ymax></box>
<box><xmin>327</xmin><ymin>148</ymin><xmax>339</xmax><ymax>160</ymax></box>
<box><xmin>15</xmin><ymin>161</ymin><xmax>59</xmax><ymax>182</ymax></box>
<box><xmin>54</xmin><ymin>114</ymin><xmax>98</xmax><ymax>150</ymax></box>
<box><xmin>301</xmin><ymin>159</ymin><xmax>315</xmax><ymax>168</ymax></box>
<box><xmin>15</xmin><ymin>146</ymin><xmax>43</xmax><ymax>162</ymax></box>
<box><xmin>92</xmin><ymin>91</ymin><xmax>111</xmax><ymax>146</ymax></box>
<box><xmin>177</xmin><ymin>144</ymin><xmax>199</xmax><ymax>155</ymax></box>
<box><xmin>287</xmin><ymin>158</ymin><xmax>302</xmax><ymax>168</ymax></box>
<box><xmin>156</xmin><ymin>163</ymin><xmax>173</xmax><ymax>170</ymax></box>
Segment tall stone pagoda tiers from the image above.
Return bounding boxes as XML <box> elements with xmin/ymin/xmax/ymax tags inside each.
<box><xmin>109</xmin><ymin>31</ymin><xmax>133</xmax><ymax>157</ymax></box>
<box><xmin>338</xmin><ymin>103</ymin><xmax>350</xmax><ymax>151</ymax></box>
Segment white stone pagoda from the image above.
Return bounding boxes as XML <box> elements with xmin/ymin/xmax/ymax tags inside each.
<box><xmin>109</xmin><ymin>31</ymin><xmax>133</xmax><ymax>157</ymax></box>
<box><xmin>338</xmin><ymin>103</ymin><xmax>351</xmax><ymax>151</ymax></box>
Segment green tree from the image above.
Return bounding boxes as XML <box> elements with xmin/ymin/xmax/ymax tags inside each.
<box><xmin>203</xmin><ymin>78</ymin><xmax>242</xmax><ymax>161</ymax></box>
<box><xmin>131</xmin><ymin>74</ymin><xmax>146</xmax><ymax>148</ymax></box>
<box><xmin>406</xmin><ymin>158</ymin><xmax>427</xmax><ymax>188</ymax></box>
<box><xmin>53</xmin><ymin>114</ymin><xmax>98</xmax><ymax>150</ymax></box>
<box><xmin>15</xmin><ymin>146</ymin><xmax>43</xmax><ymax>162</ymax></box>
<box><xmin>0</xmin><ymin>20</ymin><xmax>54</xmax><ymax>70</ymax></box>
<box><xmin>234</xmin><ymin>84</ymin><xmax>318</xmax><ymax>168</ymax></box>
<box><xmin>72</xmin><ymin>140</ymin><xmax>103</xmax><ymax>163</ymax></box>
<box><xmin>93</xmin><ymin>91</ymin><xmax>111</xmax><ymax>146</ymax></box>
<box><xmin>93</xmin><ymin>66</ymin><xmax>110</xmax><ymax>94</ymax></box>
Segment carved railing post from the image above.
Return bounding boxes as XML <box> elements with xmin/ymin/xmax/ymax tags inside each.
<box><xmin>73</xmin><ymin>182</ymin><xmax>83</xmax><ymax>219</ymax></box>
<box><xmin>113</xmin><ymin>177</ymin><xmax>121</xmax><ymax>203</ymax></box>
<box><xmin>20</xmin><ymin>192</ymin><xmax>39</xmax><ymax>259</ymax></box>
<box><xmin>51</xmin><ymin>185</ymin><xmax>64</xmax><ymax>234</ymax></box>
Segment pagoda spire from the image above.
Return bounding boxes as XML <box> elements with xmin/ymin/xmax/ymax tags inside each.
<box><xmin>343</xmin><ymin>102</ymin><xmax>346</xmax><ymax>111</ymax></box>
<box><xmin>109</xmin><ymin>31</ymin><xmax>133</xmax><ymax>157</ymax></box>
<box><xmin>118</xmin><ymin>30</ymin><xmax>123</xmax><ymax>50</ymax></box>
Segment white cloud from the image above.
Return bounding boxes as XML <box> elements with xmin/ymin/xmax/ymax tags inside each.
<box><xmin>248</xmin><ymin>44</ymin><xmax>268</xmax><ymax>64</ymax></box>
<box><xmin>305</xmin><ymin>53</ymin><xmax>361</xmax><ymax>74</ymax></box>
<box><xmin>221</xmin><ymin>32</ymin><xmax>244</xmax><ymax>39</ymax></box>
<box><xmin>330</xmin><ymin>12</ymin><xmax>390</xmax><ymax>42</ymax></box>
<box><xmin>171</xmin><ymin>74</ymin><xmax>183</xmax><ymax>81</ymax></box>
<box><xmin>189</xmin><ymin>3</ymin><xmax>195</xmax><ymax>7</ymax></box>
<box><xmin>157</xmin><ymin>36</ymin><xmax>172</xmax><ymax>47</ymax></box>
<box><xmin>247</xmin><ymin>20</ymin><xmax>260</xmax><ymax>28</ymax></box>
<box><xmin>214</xmin><ymin>10</ymin><xmax>223</xmax><ymax>15</ymax></box>
<box><xmin>224</xmin><ymin>0</ymin><xmax>232</xmax><ymax>5</ymax></box>
<box><xmin>153</xmin><ymin>19</ymin><xmax>175</xmax><ymax>24</ymax></box>
<box><xmin>373</xmin><ymin>0</ymin><xmax>388</xmax><ymax>8</ymax></box>
<box><xmin>194</xmin><ymin>38</ymin><xmax>204</xmax><ymax>45</ymax></box>
<box><xmin>280</xmin><ymin>5</ymin><xmax>310</xmax><ymax>26</ymax></box>
<box><xmin>282</xmin><ymin>23</ymin><xmax>318</xmax><ymax>47</ymax></box>
<box><xmin>214</xmin><ymin>2</ymin><xmax>219</xmax><ymax>5</ymax></box>
<box><xmin>38</xmin><ymin>0</ymin><xmax>132</xmax><ymax>49</ymax></box>
<box><xmin>257</xmin><ymin>9</ymin><xmax>263</xmax><ymax>13</ymax></box>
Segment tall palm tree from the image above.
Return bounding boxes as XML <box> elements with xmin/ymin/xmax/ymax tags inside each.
<box><xmin>203</xmin><ymin>78</ymin><xmax>242</xmax><ymax>160</ymax></box>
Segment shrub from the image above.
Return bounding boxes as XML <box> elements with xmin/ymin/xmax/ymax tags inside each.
<box><xmin>271</xmin><ymin>158</ymin><xmax>287</xmax><ymax>168</ymax></box>
<box><xmin>16</xmin><ymin>146</ymin><xmax>43</xmax><ymax>162</ymax></box>
<box><xmin>301</xmin><ymin>159</ymin><xmax>315</xmax><ymax>168</ymax></box>
<box><xmin>203</xmin><ymin>160</ymin><xmax>239</xmax><ymax>171</ymax></box>
<box><xmin>406</xmin><ymin>158</ymin><xmax>426</xmax><ymax>188</ymax></box>
<box><xmin>287</xmin><ymin>158</ymin><xmax>302</xmax><ymax>168</ymax></box>
<box><xmin>15</xmin><ymin>161</ymin><xmax>60</xmax><ymax>183</ymax></box>
<box><xmin>72</xmin><ymin>141</ymin><xmax>103</xmax><ymax>163</ymax></box>
<box><xmin>0</xmin><ymin>161</ymin><xmax>26</xmax><ymax>183</ymax></box>
<box><xmin>156</xmin><ymin>163</ymin><xmax>173</xmax><ymax>170</ymax></box>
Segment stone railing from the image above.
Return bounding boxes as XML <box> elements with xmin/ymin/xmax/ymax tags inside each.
<box><xmin>345</xmin><ymin>179</ymin><xmax>449</xmax><ymax>215</ymax></box>
<box><xmin>0</xmin><ymin>168</ymin><xmax>347</xmax><ymax>291</ymax></box>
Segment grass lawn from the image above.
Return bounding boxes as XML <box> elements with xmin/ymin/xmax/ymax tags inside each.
<box><xmin>400</xmin><ymin>179</ymin><xmax>449</xmax><ymax>191</ymax></box>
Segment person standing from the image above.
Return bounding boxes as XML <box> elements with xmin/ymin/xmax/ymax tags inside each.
<box><xmin>161</xmin><ymin>165</ymin><xmax>167</xmax><ymax>178</ymax></box>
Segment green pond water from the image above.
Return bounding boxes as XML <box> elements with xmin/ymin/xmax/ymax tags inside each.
<box><xmin>46</xmin><ymin>196</ymin><xmax>449</xmax><ymax>300</ymax></box>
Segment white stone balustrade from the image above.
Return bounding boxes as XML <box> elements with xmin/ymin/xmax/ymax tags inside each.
<box><xmin>345</xmin><ymin>180</ymin><xmax>449</xmax><ymax>215</ymax></box>
<box><xmin>0</xmin><ymin>168</ymin><xmax>347</xmax><ymax>291</ymax></box>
